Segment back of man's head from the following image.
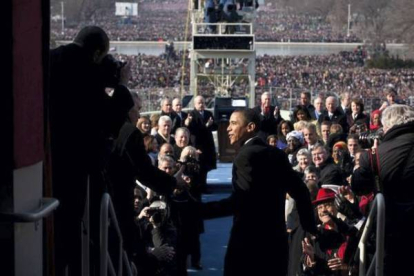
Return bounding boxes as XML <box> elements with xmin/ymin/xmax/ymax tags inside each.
<box><xmin>235</xmin><ymin>108</ymin><xmax>261</xmax><ymax>133</ymax></box>
<box><xmin>74</xmin><ymin>26</ymin><xmax>109</xmax><ymax>59</ymax></box>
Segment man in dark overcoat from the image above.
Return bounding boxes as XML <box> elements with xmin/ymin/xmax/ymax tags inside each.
<box><xmin>203</xmin><ymin>108</ymin><xmax>317</xmax><ymax>276</ymax></box>
<box><xmin>187</xmin><ymin>95</ymin><xmax>217</xmax><ymax>192</ymax></box>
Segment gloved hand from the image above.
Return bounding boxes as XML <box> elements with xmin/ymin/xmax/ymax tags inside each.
<box><xmin>328</xmin><ymin>214</ymin><xmax>358</xmax><ymax>236</ymax></box>
<box><xmin>334</xmin><ymin>193</ymin><xmax>363</xmax><ymax>221</ymax></box>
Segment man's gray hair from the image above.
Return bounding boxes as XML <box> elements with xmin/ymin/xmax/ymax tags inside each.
<box><xmin>158</xmin><ymin>155</ymin><xmax>175</xmax><ymax>167</ymax></box>
<box><xmin>175</xmin><ymin>127</ymin><xmax>190</xmax><ymax>138</ymax></box>
<box><xmin>158</xmin><ymin>115</ymin><xmax>172</xmax><ymax>126</ymax></box>
<box><xmin>311</xmin><ymin>143</ymin><xmax>328</xmax><ymax>154</ymax></box>
<box><xmin>297</xmin><ymin>148</ymin><xmax>311</xmax><ymax>159</ymax></box>
<box><xmin>381</xmin><ymin>104</ymin><xmax>414</xmax><ymax>130</ymax></box>
<box><xmin>160</xmin><ymin>97</ymin><xmax>171</xmax><ymax>106</ymax></box>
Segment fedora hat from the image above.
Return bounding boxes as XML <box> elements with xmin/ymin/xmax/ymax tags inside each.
<box><xmin>312</xmin><ymin>188</ymin><xmax>336</xmax><ymax>205</ymax></box>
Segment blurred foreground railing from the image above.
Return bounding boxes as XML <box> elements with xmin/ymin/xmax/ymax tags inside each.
<box><xmin>358</xmin><ymin>193</ymin><xmax>385</xmax><ymax>276</ymax></box>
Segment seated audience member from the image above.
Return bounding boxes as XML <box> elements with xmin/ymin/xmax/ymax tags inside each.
<box><xmin>331</xmin><ymin>141</ymin><xmax>348</xmax><ymax>165</ymax></box>
<box><xmin>150</xmin><ymin>113</ymin><xmax>161</xmax><ymax>136</ymax></box>
<box><xmin>160</xmin><ymin>97</ymin><xmax>181</xmax><ymax>134</ymax></box>
<box><xmin>159</xmin><ymin>143</ymin><xmax>174</xmax><ymax>159</ymax></box>
<box><xmin>302</xmin><ymin>188</ymin><xmax>351</xmax><ymax>275</ymax></box>
<box><xmin>294</xmin><ymin>120</ymin><xmax>309</xmax><ymax>132</ymax></box>
<box><xmin>143</xmin><ymin>134</ymin><xmax>159</xmax><ymax>166</ymax></box>
<box><xmin>311</xmin><ymin>96</ymin><xmax>325</xmax><ymax>120</ymax></box>
<box><xmin>267</xmin><ymin>134</ymin><xmax>278</xmax><ymax>147</ymax></box>
<box><xmin>318</xmin><ymin>96</ymin><xmax>349</xmax><ymax>133</ymax></box>
<box><xmin>285</xmin><ymin>130</ymin><xmax>305</xmax><ymax>166</ymax></box>
<box><xmin>303</xmin><ymin>123</ymin><xmax>321</xmax><ymax>151</ymax></box>
<box><xmin>293</xmin><ymin>148</ymin><xmax>312</xmax><ymax>177</ymax></box>
<box><xmin>379</xmin><ymin>87</ymin><xmax>398</xmax><ymax>111</ymax></box>
<box><xmin>347</xmin><ymin>98</ymin><xmax>369</xmax><ymax>129</ymax></box>
<box><xmin>330</xmin><ymin>123</ymin><xmax>343</xmax><ymax>135</ymax></box>
<box><xmin>293</xmin><ymin>105</ymin><xmax>313</xmax><ymax>128</ymax></box>
<box><xmin>332</xmin><ymin>141</ymin><xmax>353</xmax><ymax>179</ymax></box>
<box><xmin>369</xmin><ymin>109</ymin><xmax>382</xmax><ymax>132</ymax></box>
<box><xmin>173</xmin><ymin>127</ymin><xmax>191</xmax><ymax>161</ymax></box>
<box><xmin>319</xmin><ymin>121</ymin><xmax>332</xmax><ymax>145</ymax></box>
<box><xmin>304</xmin><ymin>165</ymin><xmax>320</xmax><ymax>185</ymax></box>
<box><xmin>276</xmin><ymin>120</ymin><xmax>294</xmax><ymax>150</ymax></box>
<box><xmin>312</xmin><ymin>144</ymin><xmax>344</xmax><ymax>185</ymax></box>
<box><xmin>327</xmin><ymin>123</ymin><xmax>347</xmax><ymax>150</ymax></box>
<box><xmin>347</xmin><ymin>134</ymin><xmax>360</xmax><ymax>164</ymax></box>
<box><xmin>155</xmin><ymin>115</ymin><xmax>175</xmax><ymax>146</ymax></box>
<box><xmin>137</xmin><ymin>116</ymin><xmax>151</xmax><ymax>134</ymax></box>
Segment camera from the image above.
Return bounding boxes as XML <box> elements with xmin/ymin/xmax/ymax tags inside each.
<box><xmin>147</xmin><ymin>207</ymin><xmax>167</xmax><ymax>224</ymax></box>
<box><xmin>177</xmin><ymin>156</ymin><xmax>200</xmax><ymax>177</ymax></box>
<box><xmin>359</xmin><ymin>128</ymin><xmax>384</xmax><ymax>147</ymax></box>
<box><xmin>101</xmin><ymin>54</ymin><xmax>127</xmax><ymax>88</ymax></box>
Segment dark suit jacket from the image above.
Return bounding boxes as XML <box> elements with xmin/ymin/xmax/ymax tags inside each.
<box><xmin>337</xmin><ymin>105</ymin><xmax>351</xmax><ymax>116</ymax></box>
<box><xmin>176</xmin><ymin>111</ymin><xmax>188</xmax><ymax>126</ymax></box>
<box><xmin>318</xmin><ymin>110</ymin><xmax>349</xmax><ymax>133</ymax></box>
<box><xmin>346</xmin><ymin>112</ymin><xmax>369</xmax><ymax>128</ymax></box>
<box><xmin>161</xmin><ymin>110</ymin><xmax>182</xmax><ymax>135</ymax></box>
<box><xmin>155</xmin><ymin>132</ymin><xmax>175</xmax><ymax>147</ymax></box>
<box><xmin>203</xmin><ymin>137</ymin><xmax>317</xmax><ymax>276</ymax></box>
<box><xmin>252</xmin><ymin>105</ymin><xmax>282</xmax><ymax>140</ymax></box>
<box><xmin>188</xmin><ymin>109</ymin><xmax>217</xmax><ymax>171</ymax></box>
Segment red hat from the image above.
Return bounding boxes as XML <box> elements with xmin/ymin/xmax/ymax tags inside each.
<box><xmin>312</xmin><ymin>188</ymin><xmax>336</xmax><ymax>205</ymax></box>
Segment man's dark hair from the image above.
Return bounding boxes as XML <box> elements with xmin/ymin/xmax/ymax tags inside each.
<box><xmin>74</xmin><ymin>26</ymin><xmax>109</xmax><ymax>54</ymax></box>
<box><xmin>347</xmin><ymin>133</ymin><xmax>359</xmax><ymax>142</ymax></box>
<box><xmin>234</xmin><ymin>108</ymin><xmax>261</xmax><ymax>132</ymax></box>
<box><xmin>301</xmin><ymin>91</ymin><xmax>311</xmax><ymax>99</ymax></box>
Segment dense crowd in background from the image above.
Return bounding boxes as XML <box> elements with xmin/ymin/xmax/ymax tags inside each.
<box><xmin>113</xmin><ymin>50</ymin><xmax>414</xmax><ymax>112</ymax></box>
<box><xmin>51</xmin><ymin>2</ymin><xmax>363</xmax><ymax>42</ymax></box>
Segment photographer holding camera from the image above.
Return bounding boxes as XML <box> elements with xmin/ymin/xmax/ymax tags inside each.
<box><xmin>352</xmin><ymin>104</ymin><xmax>414</xmax><ymax>275</ymax></box>
<box><xmin>49</xmin><ymin>26</ymin><xmax>138</xmax><ymax>275</ymax></box>
<box><xmin>138</xmin><ymin>200</ymin><xmax>177</xmax><ymax>276</ymax></box>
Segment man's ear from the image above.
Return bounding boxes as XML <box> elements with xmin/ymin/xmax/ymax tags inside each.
<box><xmin>246</xmin><ymin>122</ymin><xmax>256</xmax><ymax>133</ymax></box>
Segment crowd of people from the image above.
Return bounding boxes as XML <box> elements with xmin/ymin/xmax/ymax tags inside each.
<box><xmin>254</xmin><ymin>91</ymin><xmax>414</xmax><ymax>275</ymax></box>
<box><xmin>114</xmin><ymin>50</ymin><xmax>414</xmax><ymax>113</ymax></box>
<box><xmin>48</xmin><ymin>25</ymin><xmax>414</xmax><ymax>276</ymax></box>
<box><xmin>51</xmin><ymin>2</ymin><xmax>364</xmax><ymax>42</ymax></box>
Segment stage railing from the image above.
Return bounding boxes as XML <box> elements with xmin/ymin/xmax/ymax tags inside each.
<box><xmin>358</xmin><ymin>193</ymin><xmax>385</xmax><ymax>276</ymax></box>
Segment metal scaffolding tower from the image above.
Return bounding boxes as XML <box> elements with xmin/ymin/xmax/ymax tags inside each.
<box><xmin>190</xmin><ymin>3</ymin><xmax>256</xmax><ymax>107</ymax></box>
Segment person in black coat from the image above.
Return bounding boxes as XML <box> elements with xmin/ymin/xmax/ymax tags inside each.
<box><xmin>160</xmin><ymin>97</ymin><xmax>182</xmax><ymax>134</ymax></box>
<box><xmin>203</xmin><ymin>108</ymin><xmax>317</xmax><ymax>276</ymax></box>
<box><xmin>107</xmin><ymin>122</ymin><xmax>186</xmax><ymax>275</ymax></box>
<box><xmin>318</xmin><ymin>96</ymin><xmax>349</xmax><ymax>134</ymax></box>
<box><xmin>187</xmin><ymin>95</ymin><xmax>217</xmax><ymax>192</ymax></box>
<box><xmin>48</xmin><ymin>26</ymin><xmax>136</xmax><ymax>275</ymax></box>
<box><xmin>351</xmin><ymin>104</ymin><xmax>414</xmax><ymax>276</ymax></box>
<box><xmin>252</xmin><ymin>92</ymin><xmax>282</xmax><ymax>141</ymax></box>
<box><xmin>346</xmin><ymin>98</ymin><xmax>369</xmax><ymax>130</ymax></box>
<box><xmin>312</xmin><ymin>144</ymin><xmax>345</xmax><ymax>186</ymax></box>
<box><xmin>172</xmin><ymin>97</ymin><xmax>188</xmax><ymax>126</ymax></box>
